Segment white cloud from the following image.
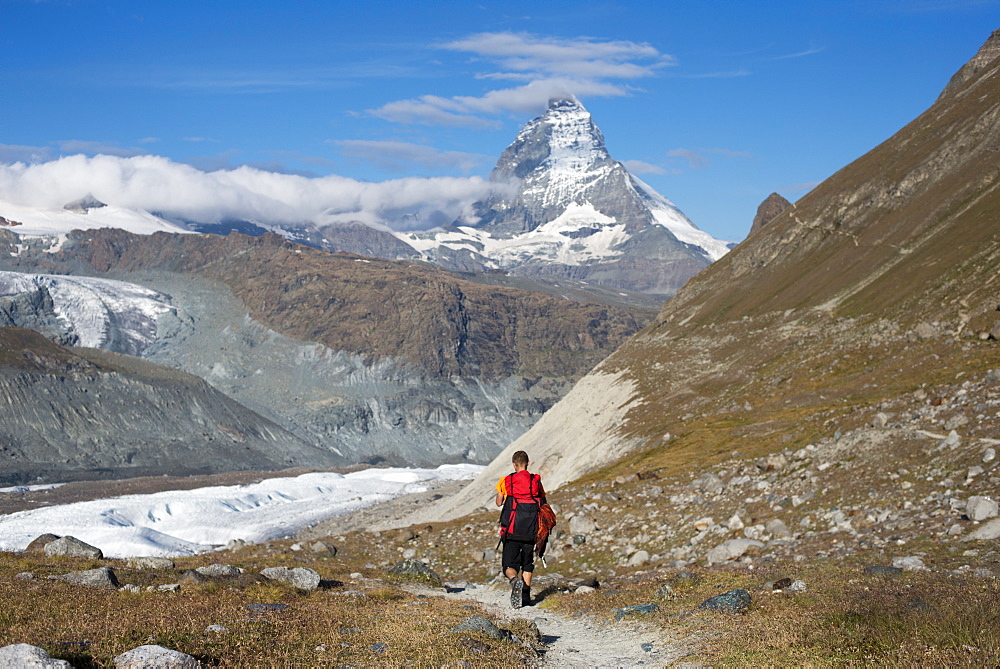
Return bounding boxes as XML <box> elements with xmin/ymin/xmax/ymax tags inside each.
<box><xmin>0</xmin><ymin>154</ymin><xmax>494</xmax><ymax>231</ymax></box>
<box><xmin>369</xmin><ymin>32</ymin><xmax>674</xmax><ymax>126</ymax></box>
<box><xmin>668</xmin><ymin>147</ymin><xmax>752</xmax><ymax>170</ymax></box>
<box><xmin>621</xmin><ymin>159</ymin><xmax>670</xmax><ymax>175</ymax></box>
<box><xmin>333</xmin><ymin>140</ymin><xmax>489</xmax><ymax>173</ymax></box>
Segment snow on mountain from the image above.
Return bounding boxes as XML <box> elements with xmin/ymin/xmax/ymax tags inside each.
<box><xmin>0</xmin><ymin>271</ymin><xmax>174</xmax><ymax>354</ymax></box>
<box><xmin>0</xmin><ymin>198</ymin><xmax>190</xmax><ymax>238</ymax></box>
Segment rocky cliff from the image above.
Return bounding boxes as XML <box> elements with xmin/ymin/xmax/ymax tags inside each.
<box><xmin>0</xmin><ymin>327</ymin><xmax>341</xmax><ymax>485</ymax></box>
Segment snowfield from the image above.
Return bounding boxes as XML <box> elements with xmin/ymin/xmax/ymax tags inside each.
<box><xmin>0</xmin><ymin>465</ymin><xmax>483</xmax><ymax>558</ymax></box>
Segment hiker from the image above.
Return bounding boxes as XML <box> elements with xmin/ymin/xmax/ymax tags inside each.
<box><xmin>495</xmin><ymin>450</ymin><xmax>546</xmax><ymax>608</ymax></box>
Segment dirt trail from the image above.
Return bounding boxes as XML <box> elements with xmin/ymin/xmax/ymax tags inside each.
<box><xmin>411</xmin><ymin>577</ymin><xmax>699</xmax><ymax>667</ymax></box>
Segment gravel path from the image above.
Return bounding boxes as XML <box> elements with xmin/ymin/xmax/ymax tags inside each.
<box><xmin>413</xmin><ymin>577</ymin><xmax>699</xmax><ymax>667</ymax></box>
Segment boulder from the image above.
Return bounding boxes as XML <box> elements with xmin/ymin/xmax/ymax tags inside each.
<box><xmin>54</xmin><ymin>566</ymin><xmax>119</xmax><ymax>589</ymax></box>
<box><xmin>260</xmin><ymin>567</ymin><xmax>322</xmax><ymax>591</ymax></box>
<box><xmin>966</xmin><ymin>496</ymin><xmax>999</xmax><ymax>521</ymax></box>
<box><xmin>697</xmin><ymin>589</ymin><xmax>752</xmax><ymax>614</ymax></box>
<box><xmin>127</xmin><ymin>557</ymin><xmax>175</xmax><ymax>570</ymax></box>
<box><xmin>765</xmin><ymin>518</ymin><xmax>792</xmax><ymax>539</ymax></box>
<box><xmin>892</xmin><ymin>556</ymin><xmax>929</xmax><ymax>572</ymax></box>
<box><xmin>964</xmin><ymin>518</ymin><xmax>1000</xmax><ymax>541</ymax></box>
<box><xmin>448</xmin><ymin>616</ymin><xmax>508</xmax><ymax>641</ymax></box>
<box><xmin>706</xmin><ymin>539</ymin><xmax>764</xmax><ymax>565</ymax></box>
<box><xmin>0</xmin><ymin>643</ymin><xmax>72</xmax><ymax>667</ymax></box>
<box><xmin>44</xmin><ymin>536</ymin><xmax>103</xmax><ymax>559</ymax></box>
<box><xmin>385</xmin><ymin>559</ymin><xmax>442</xmax><ymax>586</ymax></box>
<box><xmin>568</xmin><ymin>514</ymin><xmax>596</xmax><ymax>535</ymax></box>
<box><xmin>758</xmin><ymin>454</ymin><xmax>787</xmax><ymax>472</ymax></box>
<box><xmin>113</xmin><ymin>644</ymin><xmax>200</xmax><ymax>668</ymax></box>
<box><xmin>23</xmin><ymin>534</ymin><xmax>60</xmax><ymax>556</ymax></box>
<box><xmin>627</xmin><ymin>550</ymin><xmax>650</xmax><ymax>567</ymax></box>
<box><xmin>309</xmin><ymin>541</ymin><xmax>337</xmax><ymax>556</ymax></box>
<box><xmin>613</xmin><ymin>603</ymin><xmax>659</xmax><ymax>621</ymax></box>
<box><xmin>196</xmin><ymin>564</ymin><xmax>243</xmax><ymax>578</ymax></box>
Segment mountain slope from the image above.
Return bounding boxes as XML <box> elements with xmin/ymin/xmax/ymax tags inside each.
<box><xmin>0</xmin><ymin>327</ymin><xmax>342</xmax><ymax>485</ymax></box>
<box><xmin>416</xmin><ymin>30</ymin><xmax>1000</xmax><ymax>523</ymax></box>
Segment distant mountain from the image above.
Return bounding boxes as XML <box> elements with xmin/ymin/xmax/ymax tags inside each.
<box><xmin>412</xmin><ymin>30</ymin><xmax>1000</xmax><ymax>523</ymax></box>
<box><xmin>396</xmin><ymin>98</ymin><xmax>732</xmax><ymax>298</ymax></box>
<box><xmin>0</xmin><ymin>229</ymin><xmax>651</xmax><ymax>468</ymax></box>
<box><xmin>0</xmin><ymin>326</ymin><xmax>341</xmax><ymax>485</ymax></box>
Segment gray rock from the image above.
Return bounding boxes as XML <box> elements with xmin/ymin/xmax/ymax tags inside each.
<box><xmin>205</xmin><ymin>625</ymin><xmax>228</xmax><ymax>633</ymax></box>
<box><xmin>23</xmin><ymin>534</ymin><xmax>60</xmax><ymax>556</ymax></box>
<box><xmin>787</xmin><ymin>579</ymin><xmax>807</xmax><ymax>593</ymax></box>
<box><xmin>44</xmin><ymin>536</ymin><xmax>103</xmax><ymax>559</ymax></box>
<box><xmin>706</xmin><ymin>539</ymin><xmax>764</xmax><ymax>565</ymax></box>
<box><xmin>627</xmin><ymin>550</ymin><xmax>650</xmax><ymax>567</ymax></box>
<box><xmin>14</xmin><ymin>572</ymin><xmax>33</xmax><ymax>581</ymax></box>
<box><xmin>942</xmin><ymin>430</ymin><xmax>961</xmax><ymax>450</ymax></box>
<box><xmin>765</xmin><ymin>518</ymin><xmax>792</xmax><ymax>539</ymax></box>
<box><xmin>892</xmin><ymin>556</ymin><xmax>929</xmax><ymax>572</ymax></box>
<box><xmin>260</xmin><ymin>566</ymin><xmax>321</xmax><ymax>591</ymax></box>
<box><xmin>113</xmin><ymin>644</ymin><xmax>200</xmax><ymax>668</ymax></box>
<box><xmin>614</xmin><ymin>602</ymin><xmax>659</xmax><ymax>621</ymax></box>
<box><xmin>575</xmin><ymin>585</ymin><xmax>596</xmax><ymax>594</ymax></box>
<box><xmin>986</xmin><ymin>369</ymin><xmax>1000</xmax><ymax>384</ymax></box>
<box><xmin>701</xmin><ymin>473</ymin><xmax>725</xmax><ymax>494</ymax></box>
<box><xmin>0</xmin><ymin>643</ymin><xmax>72</xmax><ymax>667</ymax></box>
<box><xmin>758</xmin><ymin>454</ymin><xmax>788</xmax><ymax>472</ymax></box>
<box><xmin>54</xmin><ymin>566</ymin><xmax>119</xmax><ymax>589</ymax></box>
<box><xmin>127</xmin><ymin>557</ymin><xmax>175</xmax><ymax>570</ymax></box>
<box><xmin>990</xmin><ymin>323</ymin><xmax>1000</xmax><ymax>341</ymax></box>
<box><xmin>309</xmin><ymin>541</ymin><xmax>337</xmax><ymax>556</ymax></box>
<box><xmin>914</xmin><ymin>322</ymin><xmax>938</xmax><ymax>339</ymax></box>
<box><xmin>386</xmin><ymin>558</ymin><xmax>442</xmax><ymax>586</ymax></box>
<box><xmin>196</xmin><ymin>564</ymin><xmax>243</xmax><ymax>578</ymax></box>
<box><xmin>984</xmin><ymin>447</ymin><xmax>997</xmax><ymax>464</ymax></box>
<box><xmin>964</xmin><ymin>518</ymin><xmax>1000</xmax><ymax>541</ymax></box>
<box><xmin>448</xmin><ymin>616</ymin><xmax>508</xmax><ymax>640</ymax></box>
<box><xmin>697</xmin><ymin>589</ymin><xmax>752</xmax><ymax>614</ymax></box>
<box><xmin>569</xmin><ymin>514</ymin><xmax>596</xmax><ymax>535</ymax></box>
<box><xmin>872</xmin><ymin>412</ymin><xmax>890</xmax><ymax>428</ymax></box>
<box><xmin>966</xmin><ymin>496</ymin><xmax>999</xmax><ymax>521</ymax></box>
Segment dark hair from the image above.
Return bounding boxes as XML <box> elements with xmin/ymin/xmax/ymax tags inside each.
<box><xmin>512</xmin><ymin>450</ymin><xmax>529</xmax><ymax>467</ymax></box>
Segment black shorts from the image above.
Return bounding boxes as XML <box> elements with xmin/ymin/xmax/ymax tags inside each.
<box><xmin>502</xmin><ymin>538</ymin><xmax>535</xmax><ymax>573</ymax></box>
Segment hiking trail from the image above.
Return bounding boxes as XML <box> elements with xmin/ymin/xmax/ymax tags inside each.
<box><xmin>410</xmin><ymin>576</ymin><xmax>702</xmax><ymax>667</ymax></box>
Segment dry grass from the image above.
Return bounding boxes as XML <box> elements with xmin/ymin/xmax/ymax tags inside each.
<box><xmin>538</xmin><ymin>560</ymin><xmax>1000</xmax><ymax>667</ymax></box>
<box><xmin>0</xmin><ymin>550</ymin><xmax>536</xmax><ymax>667</ymax></box>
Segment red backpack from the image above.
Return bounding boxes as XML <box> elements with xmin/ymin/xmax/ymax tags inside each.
<box><xmin>498</xmin><ymin>471</ymin><xmax>541</xmax><ymax>543</ymax></box>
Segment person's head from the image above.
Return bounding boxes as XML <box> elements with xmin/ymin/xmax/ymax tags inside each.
<box><xmin>512</xmin><ymin>450</ymin><xmax>529</xmax><ymax>470</ymax></box>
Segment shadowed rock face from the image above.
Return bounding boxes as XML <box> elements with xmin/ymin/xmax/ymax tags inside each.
<box><xmin>749</xmin><ymin>193</ymin><xmax>792</xmax><ymax>236</ymax></box>
<box><xmin>0</xmin><ymin>328</ymin><xmax>342</xmax><ymax>485</ymax></box>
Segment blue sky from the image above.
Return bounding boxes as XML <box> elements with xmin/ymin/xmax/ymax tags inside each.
<box><xmin>1</xmin><ymin>0</ymin><xmax>997</xmax><ymax>241</ymax></box>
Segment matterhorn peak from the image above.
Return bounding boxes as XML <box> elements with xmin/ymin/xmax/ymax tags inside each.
<box><xmin>404</xmin><ymin>96</ymin><xmax>732</xmax><ymax>298</ymax></box>
<box><xmin>546</xmin><ymin>96</ymin><xmax>584</xmax><ymax>111</ymax></box>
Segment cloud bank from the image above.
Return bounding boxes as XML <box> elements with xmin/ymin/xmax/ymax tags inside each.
<box><xmin>369</xmin><ymin>32</ymin><xmax>674</xmax><ymax>127</ymax></box>
<box><xmin>0</xmin><ymin>154</ymin><xmax>493</xmax><ymax>231</ymax></box>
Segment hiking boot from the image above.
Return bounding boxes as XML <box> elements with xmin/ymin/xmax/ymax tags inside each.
<box><xmin>509</xmin><ymin>576</ymin><xmax>523</xmax><ymax>609</ymax></box>
<box><xmin>522</xmin><ymin>585</ymin><xmax>531</xmax><ymax>607</ymax></box>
